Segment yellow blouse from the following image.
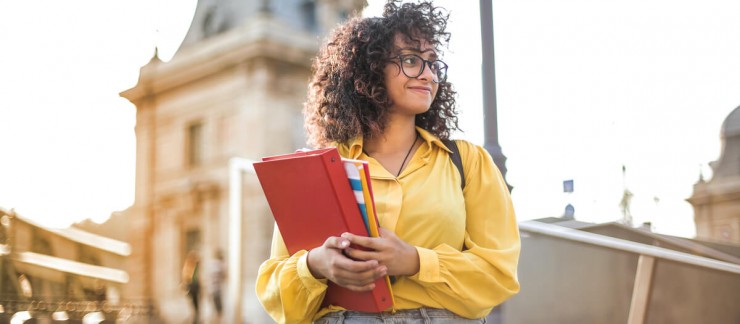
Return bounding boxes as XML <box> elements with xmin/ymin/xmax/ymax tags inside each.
<box><xmin>256</xmin><ymin>127</ymin><xmax>520</xmax><ymax>323</ymax></box>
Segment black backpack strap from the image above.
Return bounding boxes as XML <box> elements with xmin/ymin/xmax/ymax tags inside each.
<box><xmin>442</xmin><ymin>139</ymin><xmax>465</xmax><ymax>190</ymax></box>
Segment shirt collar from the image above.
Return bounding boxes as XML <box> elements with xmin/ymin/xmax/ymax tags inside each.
<box><xmin>417</xmin><ymin>127</ymin><xmax>453</xmax><ymax>153</ymax></box>
<box><xmin>337</xmin><ymin>126</ymin><xmax>452</xmax><ymax>159</ymax></box>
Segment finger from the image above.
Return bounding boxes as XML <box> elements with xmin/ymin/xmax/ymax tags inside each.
<box><xmin>333</xmin><ymin>270</ymin><xmax>382</xmax><ymax>286</ymax></box>
<box><xmin>323</xmin><ymin>236</ymin><xmax>350</xmax><ymax>250</ymax></box>
<box><xmin>378</xmin><ymin>227</ymin><xmax>394</xmax><ymax>238</ymax></box>
<box><xmin>341</xmin><ymin>282</ymin><xmax>376</xmax><ymax>292</ymax></box>
<box><xmin>344</xmin><ymin>247</ymin><xmax>378</xmax><ymax>262</ymax></box>
<box><xmin>341</xmin><ymin>232</ymin><xmax>379</xmax><ymax>250</ymax></box>
<box><xmin>329</xmin><ymin>257</ymin><xmax>385</xmax><ymax>278</ymax></box>
<box><xmin>332</xmin><ymin>257</ymin><xmax>379</xmax><ymax>273</ymax></box>
<box><xmin>332</xmin><ymin>265</ymin><xmax>386</xmax><ymax>286</ymax></box>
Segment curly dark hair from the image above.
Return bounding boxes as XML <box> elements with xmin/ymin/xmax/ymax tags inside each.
<box><xmin>304</xmin><ymin>0</ymin><xmax>460</xmax><ymax>148</ymax></box>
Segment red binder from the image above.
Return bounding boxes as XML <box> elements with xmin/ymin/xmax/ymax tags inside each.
<box><xmin>253</xmin><ymin>147</ymin><xmax>393</xmax><ymax>312</ymax></box>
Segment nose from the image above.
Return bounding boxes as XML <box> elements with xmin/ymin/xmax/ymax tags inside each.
<box><xmin>417</xmin><ymin>61</ymin><xmax>436</xmax><ymax>82</ymax></box>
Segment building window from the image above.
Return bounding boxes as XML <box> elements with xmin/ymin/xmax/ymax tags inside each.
<box><xmin>338</xmin><ymin>9</ymin><xmax>348</xmax><ymax>22</ymax></box>
<box><xmin>187</xmin><ymin>122</ymin><xmax>205</xmax><ymax>167</ymax></box>
<box><xmin>31</xmin><ymin>231</ymin><xmax>53</xmax><ymax>255</ymax></box>
<box><xmin>302</xmin><ymin>0</ymin><xmax>317</xmax><ymax>32</ymax></box>
<box><xmin>79</xmin><ymin>245</ymin><xmax>101</xmax><ymax>266</ymax></box>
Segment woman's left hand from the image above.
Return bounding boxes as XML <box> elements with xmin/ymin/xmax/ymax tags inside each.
<box><xmin>342</xmin><ymin>228</ymin><xmax>420</xmax><ymax>277</ymax></box>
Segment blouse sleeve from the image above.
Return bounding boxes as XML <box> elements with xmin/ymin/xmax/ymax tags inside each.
<box><xmin>255</xmin><ymin>226</ymin><xmax>329</xmax><ymax>323</ymax></box>
<box><xmin>408</xmin><ymin>141</ymin><xmax>521</xmax><ymax>318</ymax></box>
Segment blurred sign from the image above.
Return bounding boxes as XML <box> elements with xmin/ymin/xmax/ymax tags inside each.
<box><xmin>563</xmin><ymin>180</ymin><xmax>574</xmax><ymax>193</ymax></box>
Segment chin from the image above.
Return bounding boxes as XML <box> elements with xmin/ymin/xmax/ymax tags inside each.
<box><xmin>392</xmin><ymin>102</ymin><xmax>433</xmax><ymax>115</ymax></box>
<box><xmin>413</xmin><ymin>107</ymin><xmax>432</xmax><ymax>115</ymax></box>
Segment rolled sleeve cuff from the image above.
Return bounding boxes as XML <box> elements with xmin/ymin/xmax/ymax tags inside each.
<box><xmin>409</xmin><ymin>246</ymin><xmax>441</xmax><ymax>283</ymax></box>
<box><xmin>297</xmin><ymin>251</ymin><xmax>328</xmax><ymax>289</ymax></box>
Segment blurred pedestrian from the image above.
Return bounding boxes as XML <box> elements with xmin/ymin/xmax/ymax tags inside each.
<box><xmin>182</xmin><ymin>250</ymin><xmax>201</xmax><ymax>324</ymax></box>
<box><xmin>207</xmin><ymin>249</ymin><xmax>226</xmax><ymax>322</ymax></box>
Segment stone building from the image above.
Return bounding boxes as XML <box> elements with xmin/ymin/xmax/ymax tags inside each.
<box><xmin>119</xmin><ymin>0</ymin><xmax>365</xmax><ymax>322</ymax></box>
<box><xmin>0</xmin><ymin>208</ymin><xmax>135</xmax><ymax>322</ymax></box>
<box><xmin>688</xmin><ymin>104</ymin><xmax>740</xmax><ymax>245</ymax></box>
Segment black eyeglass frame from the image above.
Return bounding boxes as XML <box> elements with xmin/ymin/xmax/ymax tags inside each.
<box><xmin>390</xmin><ymin>54</ymin><xmax>448</xmax><ymax>84</ymax></box>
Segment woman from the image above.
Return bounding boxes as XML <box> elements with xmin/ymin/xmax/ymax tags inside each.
<box><xmin>256</xmin><ymin>1</ymin><xmax>520</xmax><ymax>323</ymax></box>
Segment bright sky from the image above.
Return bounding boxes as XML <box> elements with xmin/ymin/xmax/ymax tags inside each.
<box><xmin>1</xmin><ymin>1</ymin><xmax>739</xmax><ymax>238</ymax></box>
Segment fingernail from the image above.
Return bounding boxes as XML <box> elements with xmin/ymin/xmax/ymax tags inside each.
<box><xmin>340</xmin><ymin>240</ymin><xmax>349</xmax><ymax>248</ymax></box>
<box><xmin>341</xmin><ymin>233</ymin><xmax>350</xmax><ymax>239</ymax></box>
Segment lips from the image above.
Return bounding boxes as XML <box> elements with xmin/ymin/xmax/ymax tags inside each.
<box><xmin>408</xmin><ymin>86</ymin><xmax>432</xmax><ymax>93</ymax></box>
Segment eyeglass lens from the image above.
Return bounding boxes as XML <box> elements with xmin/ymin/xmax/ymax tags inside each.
<box><xmin>398</xmin><ymin>54</ymin><xmax>447</xmax><ymax>83</ymax></box>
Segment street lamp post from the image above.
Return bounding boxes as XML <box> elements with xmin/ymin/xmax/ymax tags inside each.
<box><xmin>480</xmin><ymin>0</ymin><xmax>512</xmax><ymax>192</ymax></box>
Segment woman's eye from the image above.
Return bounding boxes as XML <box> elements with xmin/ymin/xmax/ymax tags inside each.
<box><xmin>402</xmin><ymin>56</ymin><xmax>418</xmax><ymax>65</ymax></box>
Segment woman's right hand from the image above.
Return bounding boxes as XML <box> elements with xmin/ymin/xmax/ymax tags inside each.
<box><xmin>306</xmin><ymin>235</ymin><xmax>387</xmax><ymax>292</ymax></box>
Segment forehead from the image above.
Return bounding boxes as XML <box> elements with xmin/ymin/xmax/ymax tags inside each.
<box><xmin>392</xmin><ymin>33</ymin><xmax>436</xmax><ymax>55</ymax></box>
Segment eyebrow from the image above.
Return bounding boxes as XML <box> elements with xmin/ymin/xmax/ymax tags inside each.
<box><xmin>397</xmin><ymin>47</ymin><xmax>439</xmax><ymax>59</ymax></box>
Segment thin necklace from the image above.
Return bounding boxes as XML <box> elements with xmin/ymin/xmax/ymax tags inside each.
<box><xmin>362</xmin><ymin>133</ymin><xmax>420</xmax><ymax>177</ymax></box>
<box><xmin>396</xmin><ymin>133</ymin><xmax>420</xmax><ymax>177</ymax></box>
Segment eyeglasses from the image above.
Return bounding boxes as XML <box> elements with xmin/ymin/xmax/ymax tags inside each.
<box><xmin>392</xmin><ymin>54</ymin><xmax>448</xmax><ymax>83</ymax></box>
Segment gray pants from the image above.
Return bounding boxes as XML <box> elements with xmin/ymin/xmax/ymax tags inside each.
<box><xmin>314</xmin><ymin>308</ymin><xmax>486</xmax><ymax>324</ymax></box>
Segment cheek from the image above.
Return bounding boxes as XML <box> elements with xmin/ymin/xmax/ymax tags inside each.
<box><xmin>384</xmin><ymin>67</ymin><xmax>404</xmax><ymax>95</ymax></box>
<box><xmin>383</xmin><ymin>64</ymin><xmax>402</xmax><ymax>82</ymax></box>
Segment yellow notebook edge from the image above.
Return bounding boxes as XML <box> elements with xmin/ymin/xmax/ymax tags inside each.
<box><xmin>357</xmin><ymin>163</ymin><xmax>380</xmax><ymax>237</ymax></box>
<box><xmin>356</xmin><ymin>161</ymin><xmax>396</xmax><ymax>309</ymax></box>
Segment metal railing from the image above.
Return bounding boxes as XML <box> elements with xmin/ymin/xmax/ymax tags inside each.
<box><xmin>519</xmin><ymin>221</ymin><xmax>740</xmax><ymax>275</ymax></box>
<box><xmin>518</xmin><ymin>221</ymin><xmax>740</xmax><ymax>324</ymax></box>
<box><xmin>0</xmin><ymin>298</ymin><xmax>155</xmax><ymax>322</ymax></box>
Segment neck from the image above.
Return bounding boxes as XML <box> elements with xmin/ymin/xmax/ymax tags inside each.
<box><xmin>363</xmin><ymin>115</ymin><xmax>417</xmax><ymax>156</ymax></box>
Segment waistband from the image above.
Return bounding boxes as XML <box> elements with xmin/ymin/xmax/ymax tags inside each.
<box><xmin>317</xmin><ymin>307</ymin><xmax>484</xmax><ymax>322</ymax></box>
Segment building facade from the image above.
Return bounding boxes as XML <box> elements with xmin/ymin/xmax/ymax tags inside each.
<box><xmin>0</xmin><ymin>208</ymin><xmax>134</xmax><ymax>322</ymax></box>
<box><xmin>688</xmin><ymin>105</ymin><xmax>740</xmax><ymax>245</ymax></box>
<box><xmin>119</xmin><ymin>1</ymin><xmax>365</xmax><ymax>322</ymax></box>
